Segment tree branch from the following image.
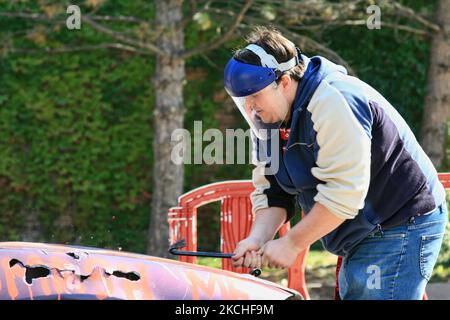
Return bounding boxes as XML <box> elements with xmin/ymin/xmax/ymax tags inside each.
<box><xmin>0</xmin><ymin>11</ymin><xmax>148</xmax><ymax>24</ymax></box>
<box><xmin>89</xmin><ymin>14</ymin><xmax>148</xmax><ymax>24</ymax></box>
<box><xmin>179</xmin><ymin>0</ymin><xmax>253</xmax><ymax>59</ymax></box>
<box><xmin>1</xmin><ymin>10</ymin><xmax>164</xmax><ymax>55</ymax></box>
<box><xmin>0</xmin><ymin>11</ymin><xmax>55</xmax><ymax>21</ymax></box>
<box><xmin>269</xmin><ymin>25</ymin><xmax>357</xmax><ymax>76</ymax></box>
<box><xmin>3</xmin><ymin>43</ymin><xmax>151</xmax><ymax>56</ymax></box>
<box><xmin>387</xmin><ymin>1</ymin><xmax>440</xmax><ymax>32</ymax></box>
<box><xmin>379</xmin><ymin>22</ymin><xmax>431</xmax><ymax>37</ymax></box>
<box><xmin>288</xmin><ymin>20</ymin><xmax>432</xmax><ymax>37</ymax></box>
<box><xmin>81</xmin><ymin>15</ymin><xmax>165</xmax><ymax>56</ymax></box>
<box><xmin>198</xmin><ymin>5</ymin><xmax>356</xmax><ymax>75</ymax></box>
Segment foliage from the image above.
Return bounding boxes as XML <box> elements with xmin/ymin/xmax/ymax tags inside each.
<box><xmin>0</xmin><ymin>0</ymin><xmax>448</xmax><ymax>258</ymax></box>
<box><xmin>0</xmin><ymin>0</ymin><xmax>156</xmax><ymax>252</ymax></box>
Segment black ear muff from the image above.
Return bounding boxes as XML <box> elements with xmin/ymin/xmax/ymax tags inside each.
<box><xmin>274</xmin><ymin>69</ymin><xmax>283</xmax><ymax>78</ymax></box>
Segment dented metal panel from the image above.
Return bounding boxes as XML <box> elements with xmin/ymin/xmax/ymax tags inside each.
<box><xmin>0</xmin><ymin>242</ymin><xmax>301</xmax><ymax>300</ymax></box>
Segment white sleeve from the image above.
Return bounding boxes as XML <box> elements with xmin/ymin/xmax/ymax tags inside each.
<box><xmin>250</xmin><ymin>133</ymin><xmax>296</xmax><ymax>222</ymax></box>
<box><xmin>307</xmin><ymin>81</ymin><xmax>372</xmax><ymax>220</ymax></box>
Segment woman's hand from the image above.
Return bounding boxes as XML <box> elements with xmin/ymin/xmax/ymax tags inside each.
<box><xmin>232</xmin><ymin>237</ymin><xmax>264</xmax><ymax>269</ymax></box>
<box><xmin>258</xmin><ymin>236</ymin><xmax>302</xmax><ymax>269</ymax></box>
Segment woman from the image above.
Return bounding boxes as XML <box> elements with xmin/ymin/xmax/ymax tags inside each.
<box><xmin>226</xmin><ymin>26</ymin><xmax>448</xmax><ymax>300</ymax></box>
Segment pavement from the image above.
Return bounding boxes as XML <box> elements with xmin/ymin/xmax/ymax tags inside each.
<box><xmin>427</xmin><ymin>283</ymin><xmax>450</xmax><ymax>300</ymax></box>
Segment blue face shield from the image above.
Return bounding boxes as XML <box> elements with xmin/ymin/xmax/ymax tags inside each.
<box><xmin>224</xmin><ymin>44</ymin><xmax>300</xmax><ymax>140</ymax></box>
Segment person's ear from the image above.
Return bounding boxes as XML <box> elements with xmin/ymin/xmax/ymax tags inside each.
<box><xmin>279</xmin><ymin>74</ymin><xmax>291</xmax><ymax>91</ymax></box>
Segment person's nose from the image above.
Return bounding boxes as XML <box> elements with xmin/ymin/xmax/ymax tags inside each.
<box><xmin>244</xmin><ymin>97</ymin><xmax>254</xmax><ymax>112</ymax></box>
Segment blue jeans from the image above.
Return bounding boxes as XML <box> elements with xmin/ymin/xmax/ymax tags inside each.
<box><xmin>338</xmin><ymin>202</ymin><xmax>448</xmax><ymax>300</ymax></box>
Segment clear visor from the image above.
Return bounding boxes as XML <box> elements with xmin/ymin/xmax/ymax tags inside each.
<box><xmin>227</xmin><ymin>82</ymin><xmax>288</xmax><ymax>140</ymax></box>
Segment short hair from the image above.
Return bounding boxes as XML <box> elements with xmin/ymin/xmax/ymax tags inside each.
<box><xmin>233</xmin><ymin>26</ymin><xmax>305</xmax><ymax>82</ymax></box>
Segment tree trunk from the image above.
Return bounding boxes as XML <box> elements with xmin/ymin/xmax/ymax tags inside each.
<box><xmin>420</xmin><ymin>0</ymin><xmax>450</xmax><ymax>168</ymax></box>
<box><xmin>147</xmin><ymin>0</ymin><xmax>185</xmax><ymax>257</ymax></box>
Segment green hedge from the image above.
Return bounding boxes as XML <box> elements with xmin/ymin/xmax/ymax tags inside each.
<box><xmin>0</xmin><ymin>1</ymin><xmax>447</xmax><ymax>255</ymax></box>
